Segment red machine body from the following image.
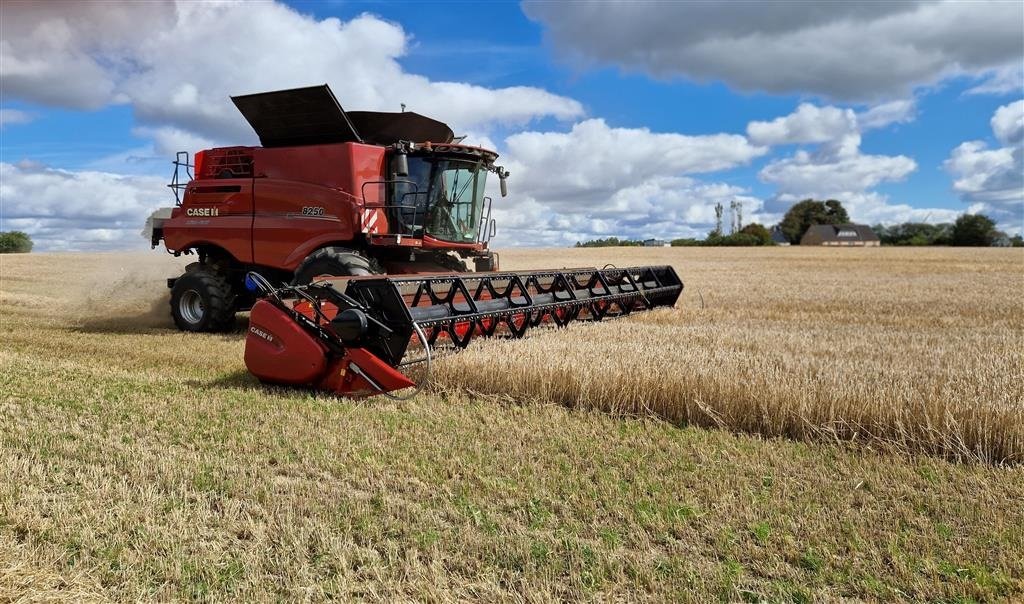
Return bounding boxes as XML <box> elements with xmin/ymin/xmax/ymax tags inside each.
<box><xmin>148</xmin><ymin>85</ymin><xmax>506</xmax><ymax>333</ymax></box>
<box><xmin>161</xmin><ymin>143</ymin><xmax>387</xmax><ymax>270</ymax></box>
<box><xmin>245</xmin><ymin>299</ymin><xmax>414</xmax><ymax>397</ymax></box>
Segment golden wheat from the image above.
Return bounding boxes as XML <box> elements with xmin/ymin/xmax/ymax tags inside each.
<box><xmin>432</xmin><ymin>247</ymin><xmax>1024</xmax><ymax>463</ymax></box>
<box><xmin>1</xmin><ymin>248</ymin><xmax>1023</xmax><ymax>601</ymax></box>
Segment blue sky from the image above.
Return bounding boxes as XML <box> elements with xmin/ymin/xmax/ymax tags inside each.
<box><xmin>1</xmin><ymin>0</ymin><xmax>1021</xmax><ymax>250</ymax></box>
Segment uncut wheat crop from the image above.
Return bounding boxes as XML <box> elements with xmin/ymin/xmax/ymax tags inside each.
<box><xmin>431</xmin><ymin>247</ymin><xmax>1024</xmax><ymax>464</ymax></box>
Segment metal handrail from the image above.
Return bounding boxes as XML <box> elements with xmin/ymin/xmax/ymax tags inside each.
<box><xmin>167</xmin><ymin>151</ymin><xmax>193</xmax><ymax>205</ymax></box>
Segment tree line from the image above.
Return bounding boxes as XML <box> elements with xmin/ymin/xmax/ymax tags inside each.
<box><xmin>574</xmin><ymin>199</ymin><xmax>1022</xmax><ymax>248</ymax></box>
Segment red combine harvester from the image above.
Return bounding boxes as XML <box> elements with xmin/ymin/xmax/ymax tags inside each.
<box><xmin>147</xmin><ymin>84</ymin><xmax>684</xmax><ymax>397</ymax></box>
<box><xmin>149</xmin><ymin>84</ymin><xmax>505</xmax><ymax>332</ymax></box>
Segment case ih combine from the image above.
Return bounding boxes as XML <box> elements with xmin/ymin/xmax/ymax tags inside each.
<box><xmin>148</xmin><ymin>84</ymin><xmax>683</xmax><ymax>397</ymax></box>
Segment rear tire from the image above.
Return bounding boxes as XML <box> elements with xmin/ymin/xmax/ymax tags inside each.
<box><xmin>292</xmin><ymin>247</ymin><xmax>378</xmax><ymax>284</ymax></box>
<box><xmin>170</xmin><ymin>269</ymin><xmax>236</xmax><ymax>332</ymax></box>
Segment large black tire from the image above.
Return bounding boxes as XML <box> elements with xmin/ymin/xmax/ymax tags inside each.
<box><xmin>169</xmin><ymin>269</ymin><xmax>236</xmax><ymax>332</ymax></box>
<box><xmin>292</xmin><ymin>247</ymin><xmax>378</xmax><ymax>284</ymax></box>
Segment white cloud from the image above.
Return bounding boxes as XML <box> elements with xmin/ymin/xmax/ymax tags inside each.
<box><xmin>991</xmin><ymin>99</ymin><xmax>1024</xmax><ymax>145</ymax></box>
<box><xmin>0</xmin><ymin>1</ymin><xmax>583</xmax><ymax>143</ymax></box>
<box><xmin>747</xmin><ymin>104</ymin><xmax>857</xmax><ymax>146</ymax></box>
<box><xmin>0</xmin><ymin>108</ymin><xmax>34</xmax><ymax>128</ymax></box>
<box><xmin>965</xmin><ymin>64</ymin><xmax>1024</xmax><ymax>96</ymax></box>
<box><xmin>748</xmin><ymin>102</ymin><xmax>964</xmax><ymax>226</ymax></box>
<box><xmin>751</xmin><ymin>102</ymin><xmax>917</xmax><ymax>196</ymax></box>
<box><xmin>493</xmin><ymin>177</ymin><xmax>766</xmax><ymax>247</ymax></box>
<box><xmin>489</xmin><ymin>119</ymin><xmax>769</xmax><ymax>246</ymax></box>
<box><xmin>525</xmin><ymin>1</ymin><xmax>1024</xmax><ymax>101</ymax></box>
<box><xmin>504</xmin><ymin>118</ymin><xmax>766</xmax><ymax>202</ymax></box>
<box><xmin>856</xmin><ymin>99</ymin><xmax>917</xmax><ymax>131</ymax></box>
<box><xmin>132</xmin><ymin>126</ymin><xmax>219</xmax><ymax>158</ymax></box>
<box><xmin>944</xmin><ymin>100</ymin><xmax>1024</xmax><ymax>232</ymax></box>
<box><xmin>760</xmin><ymin>149</ymin><xmax>917</xmax><ymax>193</ymax></box>
<box><xmin>0</xmin><ymin>161</ymin><xmax>165</xmax><ymax>251</ymax></box>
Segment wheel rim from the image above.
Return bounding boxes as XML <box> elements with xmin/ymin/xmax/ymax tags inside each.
<box><xmin>178</xmin><ymin>290</ymin><xmax>205</xmax><ymax>324</ymax></box>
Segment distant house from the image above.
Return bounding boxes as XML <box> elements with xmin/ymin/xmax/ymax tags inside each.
<box><xmin>800</xmin><ymin>224</ymin><xmax>880</xmax><ymax>246</ymax></box>
<box><xmin>770</xmin><ymin>226</ymin><xmax>791</xmax><ymax>246</ymax></box>
<box><xmin>643</xmin><ymin>239</ymin><xmax>670</xmax><ymax>247</ymax></box>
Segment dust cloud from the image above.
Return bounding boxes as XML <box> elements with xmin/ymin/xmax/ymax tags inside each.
<box><xmin>62</xmin><ymin>252</ymin><xmax>187</xmax><ymax>332</ymax></box>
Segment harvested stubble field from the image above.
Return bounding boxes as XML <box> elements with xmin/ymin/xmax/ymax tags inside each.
<box><xmin>1</xmin><ymin>247</ymin><xmax>1022</xmax><ymax>602</ymax></box>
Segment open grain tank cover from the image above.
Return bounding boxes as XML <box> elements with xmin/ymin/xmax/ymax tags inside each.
<box><xmin>231</xmin><ymin>84</ymin><xmax>454</xmax><ymax>147</ymax></box>
<box><xmin>346</xmin><ymin>111</ymin><xmax>454</xmax><ymax>145</ymax></box>
<box><xmin>231</xmin><ymin>84</ymin><xmax>362</xmax><ymax>147</ymax></box>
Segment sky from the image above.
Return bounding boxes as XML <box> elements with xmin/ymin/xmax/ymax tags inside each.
<box><xmin>1</xmin><ymin>0</ymin><xmax>1022</xmax><ymax>251</ymax></box>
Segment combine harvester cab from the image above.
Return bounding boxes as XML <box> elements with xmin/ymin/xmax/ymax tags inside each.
<box><xmin>244</xmin><ymin>266</ymin><xmax>683</xmax><ymax>397</ymax></box>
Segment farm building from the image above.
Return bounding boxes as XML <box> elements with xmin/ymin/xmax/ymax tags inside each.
<box><xmin>800</xmin><ymin>224</ymin><xmax>880</xmax><ymax>246</ymax></box>
<box><xmin>770</xmin><ymin>226</ymin><xmax>791</xmax><ymax>246</ymax></box>
<box><xmin>643</xmin><ymin>239</ymin><xmax>670</xmax><ymax>247</ymax></box>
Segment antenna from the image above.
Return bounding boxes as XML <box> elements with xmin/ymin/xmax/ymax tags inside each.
<box><xmin>400</xmin><ymin>103</ymin><xmax>406</xmax><ymax>113</ymax></box>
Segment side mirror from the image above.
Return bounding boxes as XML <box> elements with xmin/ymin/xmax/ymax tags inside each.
<box><xmin>393</xmin><ymin>149</ymin><xmax>409</xmax><ymax>178</ymax></box>
<box><xmin>499</xmin><ymin>169</ymin><xmax>509</xmax><ymax>197</ymax></box>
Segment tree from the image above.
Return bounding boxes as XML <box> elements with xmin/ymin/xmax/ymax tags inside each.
<box><xmin>873</xmin><ymin>222</ymin><xmax>953</xmax><ymax>246</ymax></box>
<box><xmin>779</xmin><ymin>199</ymin><xmax>850</xmax><ymax>244</ymax></box>
<box><xmin>950</xmin><ymin>213</ymin><xmax>997</xmax><ymax>246</ymax></box>
<box><xmin>739</xmin><ymin>223</ymin><xmax>773</xmax><ymax>246</ymax></box>
<box><xmin>0</xmin><ymin>231</ymin><xmax>33</xmax><ymax>253</ymax></box>
<box><xmin>574</xmin><ymin>237</ymin><xmax>643</xmax><ymax>248</ymax></box>
<box><xmin>1011</xmin><ymin>234</ymin><xmax>1024</xmax><ymax>248</ymax></box>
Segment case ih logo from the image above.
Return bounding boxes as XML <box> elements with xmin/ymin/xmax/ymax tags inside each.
<box><xmin>249</xmin><ymin>325</ymin><xmax>273</xmax><ymax>342</ymax></box>
<box><xmin>187</xmin><ymin>207</ymin><xmax>219</xmax><ymax>217</ymax></box>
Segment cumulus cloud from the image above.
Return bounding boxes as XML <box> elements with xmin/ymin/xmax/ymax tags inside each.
<box><xmin>944</xmin><ymin>100</ymin><xmax>1024</xmax><ymax>232</ymax></box>
<box><xmin>991</xmin><ymin>100</ymin><xmax>1024</xmax><ymax>145</ymax></box>
<box><xmin>747</xmin><ymin>104</ymin><xmax>857</xmax><ymax>146</ymax></box>
<box><xmin>759</xmin><ymin>149</ymin><xmax>916</xmax><ymax>193</ymax></box>
<box><xmin>0</xmin><ymin>161</ymin><xmax>165</xmax><ymax>251</ymax></box>
<box><xmin>489</xmin><ymin>119</ymin><xmax>770</xmax><ymax>246</ymax></box>
<box><xmin>524</xmin><ymin>0</ymin><xmax>1024</xmax><ymax>101</ymax></box>
<box><xmin>505</xmin><ymin>119</ymin><xmax>766</xmax><ymax>200</ymax></box>
<box><xmin>0</xmin><ymin>1</ymin><xmax>583</xmax><ymax>143</ymax></box>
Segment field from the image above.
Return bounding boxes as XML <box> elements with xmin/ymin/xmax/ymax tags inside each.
<box><xmin>1</xmin><ymin>247</ymin><xmax>1022</xmax><ymax>601</ymax></box>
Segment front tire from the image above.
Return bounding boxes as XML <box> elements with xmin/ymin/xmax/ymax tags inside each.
<box><xmin>170</xmin><ymin>269</ymin><xmax>236</xmax><ymax>332</ymax></box>
<box><xmin>292</xmin><ymin>247</ymin><xmax>378</xmax><ymax>284</ymax></box>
